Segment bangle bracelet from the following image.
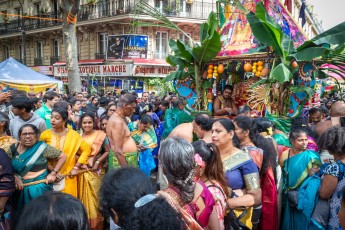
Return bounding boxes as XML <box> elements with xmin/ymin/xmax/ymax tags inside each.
<box><xmin>95</xmin><ymin>160</ymin><xmax>100</xmax><ymax>164</ymax></box>
<box><xmin>73</xmin><ymin>166</ymin><xmax>79</xmax><ymax>170</ymax></box>
<box><xmin>51</xmin><ymin>170</ymin><xmax>58</xmax><ymax>174</ymax></box>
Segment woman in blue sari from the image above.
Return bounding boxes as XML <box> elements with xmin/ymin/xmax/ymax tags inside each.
<box><xmin>279</xmin><ymin>127</ymin><xmax>322</xmax><ymax>230</ymax></box>
<box><xmin>6</xmin><ymin>124</ymin><xmax>66</xmax><ymax>212</ymax></box>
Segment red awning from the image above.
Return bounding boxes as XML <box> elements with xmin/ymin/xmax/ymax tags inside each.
<box><xmin>53</xmin><ymin>59</ymin><xmax>106</xmax><ymax>66</ymax></box>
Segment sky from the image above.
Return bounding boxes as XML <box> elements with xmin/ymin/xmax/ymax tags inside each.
<box><xmin>309</xmin><ymin>0</ymin><xmax>345</xmax><ymax>30</ymax></box>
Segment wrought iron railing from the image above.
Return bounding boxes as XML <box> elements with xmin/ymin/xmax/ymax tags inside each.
<box><xmin>0</xmin><ymin>0</ymin><xmax>215</xmax><ymax>35</ymax></box>
<box><xmin>50</xmin><ymin>56</ymin><xmax>60</xmax><ymax>65</ymax></box>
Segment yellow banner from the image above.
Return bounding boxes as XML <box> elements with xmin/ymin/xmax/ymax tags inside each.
<box><xmin>0</xmin><ymin>82</ymin><xmax>58</xmax><ymax>93</ymax></box>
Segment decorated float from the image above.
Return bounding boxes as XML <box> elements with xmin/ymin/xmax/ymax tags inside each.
<box><xmin>135</xmin><ymin>0</ymin><xmax>345</xmax><ymax>123</ymax></box>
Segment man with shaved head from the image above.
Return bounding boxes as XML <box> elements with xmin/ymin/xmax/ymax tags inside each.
<box><xmin>315</xmin><ymin>101</ymin><xmax>345</xmax><ymax>163</ymax></box>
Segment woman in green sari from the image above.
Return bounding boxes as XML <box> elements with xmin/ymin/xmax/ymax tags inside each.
<box><xmin>7</xmin><ymin>124</ymin><xmax>66</xmax><ymax>212</ymax></box>
<box><xmin>279</xmin><ymin>127</ymin><xmax>322</xmax><ymax>230</ymax></box>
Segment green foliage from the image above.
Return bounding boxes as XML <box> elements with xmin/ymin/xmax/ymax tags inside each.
<box><xmin>147</xmin><ymin>78</ymin><xmax>176</xmax><ymax>96</ymax></box>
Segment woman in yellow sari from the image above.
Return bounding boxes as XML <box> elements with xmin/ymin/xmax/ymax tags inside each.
<box><xmin>0</xmin><ymin>111</ymin><xmax>16</xmax><ymax>151</ymax></box>
<box><xmin>39</xmin><ymin>108</ymin><xmax>91</xmax><ymax>197</ymax></box>
<box><xmin>78</xmin><ymin>112</ymin><xmax>110</xmax><ymax>230</ymax></box>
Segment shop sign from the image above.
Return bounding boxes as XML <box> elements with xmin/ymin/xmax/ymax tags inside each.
<box><xmin>30</xmin><ymin>66</ymin><xmax>53</xmax><ymax>75</ymax></box>
<box><xmin>54</xmin><ymin>64</ymin><xmax>132</xmax><ymax>77</ymax></box>
<box><xmin>133</xmin><ymin>65</ymin><xmax>177</xmax><ymax>77</ymax></box>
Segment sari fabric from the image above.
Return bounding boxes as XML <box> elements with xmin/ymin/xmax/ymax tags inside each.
<box><xmin>9</xmin><ymin>142</ymin><xmax>53</xmax><ymax>212</ymax></box>
<box><xmin>307</xmin><ymin>136</ymin><xmax>319</xmax><ymax>152</ymax></box>
<box><xmin>128</xmin><ymin>121</ymin><xmax>157</xmax><ymax>176</ymax></box>
<box><xmin>259</xmin><ymin>167</ymin><xmax>278</xmax><ymax>230</ymax></box>
<box><xmin>281</xmin><ymin>150</ymin><xmax>322</xmax><ymax>230</ymax></box>
<box><xmin>0</xmin><ymin>136</ymin><xmax>16</xmax><ymax>153</ymax></box>
<box><xmin>223</xmin><ymin>150</ymin><xmax>260</xmax><ymax>229</ymax></box>
<box><xmin>78</xmin><ymin>130</ymin><xmax>108</xmax><ymax>230</ymax></box>
<box><xmin>242</xmin><ymin>145</ymin><xmax>263</xmax><ymax>170</ymax></box>
<box><xmin>40</xmin><ymin>129</ymin><xmax>91</xmax><ymax>197</ymax></box>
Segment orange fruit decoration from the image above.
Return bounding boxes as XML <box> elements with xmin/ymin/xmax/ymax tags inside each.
<box><xmin>208</xmin><ymin>64</ymin><xmax>214</xmax><ymax>69</ymax></box>
<box><xmin>255</xmin><ymin>71</ymin><xmax>261</xmax><ymax>77</ymax></box>
<box><xmin>244</xmin><ymin>62</ymin><xmax>252</xmax><ymax>72</ymax></box>
<box><xmin>291</xmin><ymin>61</ymin><xmax>298</xmax><ymax>69</ymax></box>
<box><xmin>261</xmin><ymin>68</ymin><xmax>269</xmax><ymax>77</ymax></box>
<box><xmin>207</xmin><ymin>69</ymin><xmax>213</xmax><ymax>74</ymax></box>
<box><xmin>257</xmin><ymin>61</ymin><xmax>264</xmax><ymax>66</ymax></box>
<box><xmin>217</xmin><ymin>64</ymin><xmax>224</xmax><ymax>74</ymax></box>
<box><xmin>257</xmin><ymin>66</ymin><xmax>263</xmax><ymax>71</ymax></box>
<box><xmin>207</xmin><ymin>73</ymin><xmax>213</xmax><ymax>78</ymax></box>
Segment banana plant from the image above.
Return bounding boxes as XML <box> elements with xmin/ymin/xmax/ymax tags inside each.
<box><xmin>232</xmin><ymin>0</ymin><xmax>345</xmax><ymax>114</ymax></box>
<box><xmin>134</xmin><ymin>0</ymin><xmax>221</xmax><ymax>111</ymax></box>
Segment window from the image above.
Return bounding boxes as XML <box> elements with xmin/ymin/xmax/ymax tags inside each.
<box><xmin>53</xmin><ymin>40</ymin><xmax>59</xmax><ymax>57</ymax></box>
<box><xmin>35</xmin><ymin>4</ymin><xmax>40</xmax><ymax>15</ymax></box>
<box><xmin>4</xmin><ymin>46</ymin><xmax>10</xmax><ymax>59</ymax></box>
<box><xmin>36</xmin><ymin>42</ymin><xmax>43</xmax><ymax>58</ymax></box>
<box><xmin>18</xmin><ymin>44</ymin><xmax>23</xmax><ymax>60</ymax></box>
<box><xmin>99</xmin><ymin>33</ymin><xmax>107</xmax><ymax>54</ymax></box>
<box><xmin>179</xmin><ymin>32</ymin><xmax>191</xmax><ymax>46</ymax></box>
<box><xmin>155</xmin><ymin>31</ymin><xmax>168</xmax><ymax>59</ymax></box>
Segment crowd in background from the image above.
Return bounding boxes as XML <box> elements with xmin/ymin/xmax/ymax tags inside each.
<box><xmin>1</xmin><ymin>88</ymin><xmax>345</xmax><ymax>230</ymax></box>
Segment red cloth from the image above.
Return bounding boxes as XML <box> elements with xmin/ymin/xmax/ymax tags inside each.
<box><xmin>284</xmin><ymin>0</ymin><xmax>292</xmax><ymax>13</ymax></box>
<box><xmin>259</xmin><ymin>167</ymin><xmax>278</xmax><ymax>230</ymax></box>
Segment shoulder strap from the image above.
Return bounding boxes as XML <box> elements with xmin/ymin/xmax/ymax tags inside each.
<box><xmin>207</xmin><ymin>184</ymin><xmax>226</xmax><ymax>200</ymax></box>
<box><xmin>338</xmin><ymin>161</ymin><xmax>345</xmax><ymax>181</ymax></box>
<box><xmin>19</xmin><ymin>142</ymin><xmax>47</xmax><ymax>177</ymax></box>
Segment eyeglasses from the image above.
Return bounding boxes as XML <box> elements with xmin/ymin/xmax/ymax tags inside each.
<box><xmin>20</xmin><ymin>132</ymin><xmax>36</xmax><ymax>137</ymax></box>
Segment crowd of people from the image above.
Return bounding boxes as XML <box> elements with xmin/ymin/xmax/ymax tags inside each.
<box><xmin>1</xmin><ymin>87</ymin><xmax>345</xmax><ymax>230</ymax></box>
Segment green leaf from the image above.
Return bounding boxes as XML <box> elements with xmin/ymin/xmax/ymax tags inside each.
<box><xmin>163</xmin><ymin>72</ymin><xmax>177</xmax><ymax>82</ymax></box>
<box><xmin>291</xmin><ymin>47</ymin><xmax>328</xmax><ymax>61</ymax></box>
<box><xmin>166</xmin><ymin>55</ymin><xmax>188</xmax><ymax>67</ymax></box>
<box><xmin>192</xmin><ymin>32</ymin><xmax>222</xmax><ymax>63</ymax></box>
<box><xmin>290</xmin><ymin>86</ymin><xmax>315</xmax><ymax>96</ymax></box>
<box><xmin>169</xmin><ymin>39</ymin><xmax>179</xmax><ymax>53</ymax></box>
<box><xmin>247</xmin><ymin>12</ymin><xmax>283</xmax><ymax>58</ymax></box>
<box><xmin>200</xmin><ymin>22</ymin><xmax>209</xmax><ymax>42</ymax></box>
<box><xmin>249</xmin><ymin>79</ymin><xmax>269</xmax><ymax>89</ymax></box>
<box><xmin>281</xmin><ymin>34</ymin><xmax>296</xmax><ymax>55</ymax></box>
<box><xmin>201</xmin><ymin>79</ymin><xmax>213</xmax><ymax>89</ymax></box>
<box><xmin>333</xmin><ymin>44</ymin><xmax>345</xmax><ymax>55</ymax></box>
<box><xmin>255</xmin><ymin>2</ymin><xmax>282</xmax><ymax>31</ymax></box>
<box><xmin>207</xmin><ymin>12</ymin><xmax>218</xmax><ymax>36</ymax></box>
<box><xmin>270</xmin><ymin>63</ymin><xmax>292</xmax><ymax>83</ymax></box>
<box><xmin>298</xmin><ymin>22</ymin><xmax>345</xmax><ymax>51</ymax></box>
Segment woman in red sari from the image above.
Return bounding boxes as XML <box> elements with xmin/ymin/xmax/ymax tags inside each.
<box><xmin>233</xmin><ymin>116</ymin><xmax>278</xmax><ymax>230</ymax></box>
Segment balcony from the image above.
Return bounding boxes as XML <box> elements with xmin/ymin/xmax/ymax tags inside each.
<box><xmin>34</xmin><ymin>58</ymin><xmax>43</xmax><ymax>66</ymax></box>
<box><xmin>0</xmin><ymin>0</ymin><xmax>215</xmax><ymax>36</ymax></box>
<box><xmin>50</xmin><ymin>56</ymin><xmax>60</xmax><ymax>65</ymax></box>
<box><xmin>95</xmin><ymin>52</ymin><xmax>106</xmax><ymax>59</ymax></box>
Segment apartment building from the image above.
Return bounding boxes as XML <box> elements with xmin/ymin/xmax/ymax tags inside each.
<box><xmin>0</xmin><ymin>0</ymin><xmax>322</xmax><ymax>92</ymax></box>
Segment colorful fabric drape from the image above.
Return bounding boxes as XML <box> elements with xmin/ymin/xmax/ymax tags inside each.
<box><xmin>281</xmin><ymin>150</ymin><xmax>322</xmax><ymax>230</ymax></box>
<box><xmin>40</xmin><ymin>129</ymin><xmax>91</xmax><ymax>197</ymax></box>
<box><xmin>78</xmin><ymin>131</ymin><xmax>108</xmax><ymax>230</ymax></box>
<box><xmin>259</xmin><ymin>167</ymin><xmax>278</xmax><ymax>230</ymax></box>
<box><xmin>128</xmin><ymin>121</ymin><xmax>157</xmax><ymax>176</ymax></box>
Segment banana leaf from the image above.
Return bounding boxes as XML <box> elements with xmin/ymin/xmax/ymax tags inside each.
<box><xmin>297</xmin><ymin>22</ymin><xmax>345</xmax><ymax>51</ymax></box>
<box><xmin>291</xmin><ymin>47</ymin><xmax>329</xmax><ymax>61</ymax></box>
<box><xmin>290</xmin><ymin>86</ymin><xmax>315</xmax><ymax>96</ymax></box>
<box><xmin>247</xmin><ymin>12</ymin><xmax>284</xmax><ymax>58</ymax></box>
<box><xmin>270</xmin><ymin>63</ymin><xmax>292</xmax><ymax>83</ymax></box>
<box><xmin>191</xmin><ymin>32</ymin><xmax>221</xmax><ymax>63</ymax></box>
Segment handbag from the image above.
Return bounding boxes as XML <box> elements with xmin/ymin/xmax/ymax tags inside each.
<box><xmin>287</xmin><ymin>190</ymin><xmax>299</xmax><ymax>208</ymax></box>
<box><xmin>226</xmin><ymin>208</ymin><xmax>250</xmax><ymax>230</ymax></box>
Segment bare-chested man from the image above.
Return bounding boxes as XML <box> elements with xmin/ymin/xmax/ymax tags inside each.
<box><xmin>168</xmin><ymin>113</ymin><xmax>213</xmax><ymax>143</ymax></box>
<box><xmin>107</xmin><ymin>93</ymin><xmax>137</xmax><ymax>167</ymax></box>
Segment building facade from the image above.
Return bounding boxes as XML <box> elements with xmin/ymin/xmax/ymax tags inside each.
<box><xmin>0</xmin><ymin>0</ymin><xmax>322</xmax><ymax>93</ymax></box>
